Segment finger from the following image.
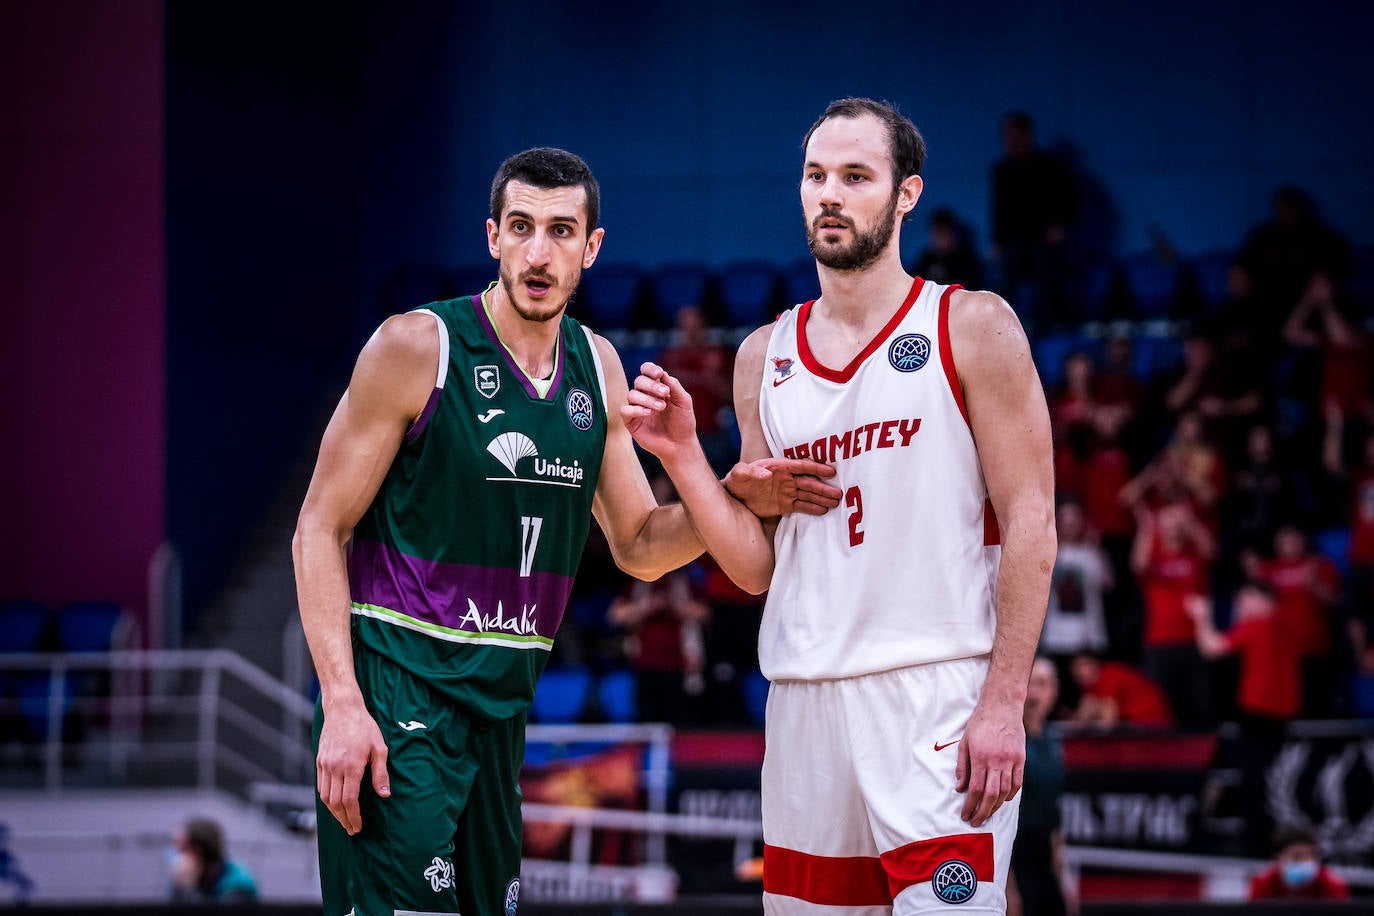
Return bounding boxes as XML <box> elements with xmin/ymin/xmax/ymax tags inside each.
<box><xmin>960</xmin><ymin>758</ymin><xmax>984</xmax><ymax>823</ymax></box>
<box><xmin>371</xmin><ymin>743</ymin><xmax>391</xmax><ymax>799</ymax></box>
<box><xmin>316</xmin><ymin>756</ymin><xmax>328</xmax><ymax>802</ymax></box>
<box><xmin>792</xmin><ymin>501</ymin><xmax>829</xmax><ymax>517</ymax></box>
<box><xmin>326</xmin><ymin>771</ymin><xmax>351</xmax><ymax>833</ymax></box>
<box><xmin>633</xmin><ymin>373</ymin><xmax>671</xmax><ymax>399</ymax></box>
<box><xmin>795</xmin><ymin>481</ymin><xmax>843</xmax><ymax>506</ymax></box>
<box><xmin>624</xmin><ymin>390</ymin><xmax>666</xmax><ymax>411</ymax></box>
<box><xmin>341</xmin><ymin>772</ymin><xmax>363</xmax><ymax>835</ymax></box>
<box><xmin>779</xmin><ymin>459</ymin><xmax>838</xmax><ymax>479</ymax></box>
<box><xmin>955</xmin><ymin>740</ymin><xmax>970</xmax><ymax>793</ymax></box>
<box><xmin>973</xmin><ymin>768</ymin><xmax>1003</xmax><ymax>827</ymax></box>
<box><xmin>1010</xmin><ymin>759</ymin><xmax>1025</xmax><ymax>801</ymax></box>
<box><xmin>796</xmin><ymin>491</ymin><xmax>840</xmax><ymax>511</ymax></box>
<box><xmin>639</xmin><ymin>361</ymin><xmax>667</xmax><ymax>380</ymax></box>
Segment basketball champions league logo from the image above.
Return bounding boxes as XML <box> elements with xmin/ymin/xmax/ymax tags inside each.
<box><xmin>931</xmin><ymin>858</ymin><xmax>977</xmax><ymax>904</ymax></box>
<box><xmin>888</xmin><ymin>333</ymin><xmax>931</xmax><ymax>372</ymax></box>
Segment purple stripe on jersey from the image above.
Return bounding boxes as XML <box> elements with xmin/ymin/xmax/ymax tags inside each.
<box><xmin>404</xmin><ymin>388</ymin><xmax>441</xmax><ymax>443</ymax></box>
<box><xmin>470</xmin><ymin>295</ymin><xmax>566</xmax><ymax>401</ymax></box>
<box><xmin>349</xmin><ymin>538</ymin><xmax>572</xmax><ymax>640</ymax></box>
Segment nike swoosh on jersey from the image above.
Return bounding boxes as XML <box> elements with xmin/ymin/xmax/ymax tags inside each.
<box><xmin>934</xmin><ymin>739</ymin><xmax>961</xmax><ymax>751</ymax></box>
<box><xmin>772</xmin><ymin>376</ymin><xmax>795</xmax><ymax>387</ymax></box>
<box><xmin>478</xmin><ymin>409</ymin><xmax>506</xmax><ymax>423</ymax></box>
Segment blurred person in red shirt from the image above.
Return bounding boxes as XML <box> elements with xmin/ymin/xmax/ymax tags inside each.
<box><xmin>1247</xmin><ymin>826</ymin><xmax>1350</xmax><ymax>901</ymax></box>
<box><xmin>1283</xmin><ymin>270</ymin><xmax>1372</xmax><ymax>427</ymax></box>
<box><xmin>657</xmin><ymin>305</ymin><xmax>735</xmax><ymax>474</ymax></box>
<box><xmin>1130</xmin><ymin>497</ymin><xmax>1215</xmax><ymax>725</ymax></box>
<box><xmin>1244</xmin><ymin>524</ymin><xmax>1342</xmax><ymax>716</ymax></box>
<box><xmin>1326</xmin><ymin>424</ymin><xmax>1374</xmax><ymax>711</ymax></box>
<box><xmin>1067</xmin><ymin>652</ymin><xmax>1173</xmax><ymax>728</ymax></box>
<box><xmin>1122</xmin><ymin>412</ymin><xmax>1227</xmax><ymax>521</ymax></box>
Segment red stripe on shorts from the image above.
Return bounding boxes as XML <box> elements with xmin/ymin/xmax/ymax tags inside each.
<box><xmin>879</xmin><ymin>832</ymin><xmax>994</xmax><ymax>899</ymax></box>
<box><xmin>763</xmin><ymin>844</ymin><xmax>892</xmax><ymax>906</ymax></box>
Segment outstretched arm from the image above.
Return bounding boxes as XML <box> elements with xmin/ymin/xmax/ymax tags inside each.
<box><xmin>590</xmin><ymin>335</ymin><xmax>706</xmax><ymax>580</ymax></box>
<box><xmin>293</xmin><ymin>312</ymin><xmax>437</xmax><ymax>834</ymax></box>
<box><xmin>622</xmin><ymin>326</ymin><xmax>789</xmax><ymax>594</ymax></box>
<box><xmin>948</xmin><ymin>289</ymin><xmax>1057</xmax><ymax>828</ymax></box>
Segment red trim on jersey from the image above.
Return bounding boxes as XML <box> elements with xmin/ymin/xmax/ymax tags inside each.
<box><xmin>937</xmin><ymin>284</ymin><xmax>969</xmax><ymax>426</ymax></box>
<box><xmin>763</xmin><ymin>845</ymin><xmax>892</xmax><ymax>906</ymax></box>
<box><xmin>796</xmin><ymin>276</ymin><xmax>925</xmax><ymax>384</ymax></box>
<box><xmin>984</xmin><ymin>498</ymin><xmax>1001</xmax><ymax>546</ymax></box>
<box><xmin>879</xmin><ymin>833</ymin><xmax>994</xmax><ymax>899</ymax></box>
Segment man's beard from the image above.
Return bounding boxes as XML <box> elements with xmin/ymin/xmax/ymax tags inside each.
<box><xmin>499</xmin><ymin>262</ymin><xmax>579</xmax><ymax>323</ymax></box>
<box><xmin>806</xmin><ymin>194</ymin><xmax>899</xmax><ymax>272</ymax></box>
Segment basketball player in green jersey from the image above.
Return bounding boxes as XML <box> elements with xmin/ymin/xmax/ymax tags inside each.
<box><xmin>293</xmin><ymin>147</ymin><xmax>841</xmax><ymax>916</ymax></box>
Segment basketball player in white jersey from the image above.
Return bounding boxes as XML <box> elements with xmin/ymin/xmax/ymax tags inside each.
<box><xmin>624</xmin><ymin>98</ymin><xmax>1056</xmax><ymax>913</ymax></box>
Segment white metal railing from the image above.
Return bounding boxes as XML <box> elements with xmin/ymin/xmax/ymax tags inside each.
<box><xmin>0</xmin><ymin>650</ymin><xmax>314</xmax><ymax>791</ymax></box>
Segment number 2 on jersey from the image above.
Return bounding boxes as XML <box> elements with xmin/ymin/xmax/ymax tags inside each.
<box><xmin>845</xmin><ymin>487</ymin><xmax>864</xmax><ymax>547</ymax></box>
<box><xmin>519</xmin><ymin>515</ymin><xmax>544</xmax><ymax>577</ymax></box>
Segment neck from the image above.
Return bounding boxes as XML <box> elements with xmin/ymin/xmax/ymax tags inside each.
<box><xmin>487</xmin><ymin>282</ymin><xmax>562</xmax><ymax>378</ymax></box>
<box><xmin>814</xmin><ymin>248</ymin><xmax>913</xmax><ymax>328</ymax></box>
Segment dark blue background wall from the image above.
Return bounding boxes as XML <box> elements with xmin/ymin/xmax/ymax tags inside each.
<box><xmin>166</xmin><ymin>0</ymin><xmax>1373</xmax><ymax>616</ymax></box>
<box><xmin>359</xmin><ymin>0</ymin><xmax>1373</xmax><ymax>296</ymax></box>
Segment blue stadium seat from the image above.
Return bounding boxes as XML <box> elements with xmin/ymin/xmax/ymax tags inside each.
<box><xmin>0</xmin><ymin>601</ymin><xmax>48</xmax><ymax>654</ymax></box>
<box><xmin>650</xmin><ymin>262</ymin><xmax>711</xmax><ymax>324</ymax></box>
<box><xmin>1190</xmin><ymin>249</ymin><xmax>1233</xmax><ymax>309</ymax></box>
<box><xmin>1315</xmin><ymin>527</ymin><xmax>1352</xmax><ymax>580</ymax></box>
<box><xmin>530</xmin><ymin>667</ymin><xmax>593</xmax><ymax>724</ymax></box>
<box><xmin>1121</xmin><ymin>252</ymin><xmax>1183</xmax><ymax>319</ymax></box>
<box><xmin>16</xmin><ymin>672</ymin><xmax>76</xmax><ymax>740</ymax></box>
<box><xmin>742</xmin><ymin>668</ymin><xmax>770</xmax><ymax>728</ymax></box>
<box><xmin>782</xmin><ymin>257</ymin><xmax>820</xmax><ymax>309</ymax></box>
<box><xmin>717</xmin><ymin>260</ymin><xmax>778</xmax><ymax>327</ymax></box>
<box><xmin>57</xmin><ymin>601</ymin><xmax>124</xmax><ymax>653</ymax></box>
<box><xmin>1132</xmin><ymin>335</ymin><xmax>1185</xmax><ymax>381</ymax></box>
<box><xmin>1066</xmin><ymin>255</ymin><xmax>1117</xmax><ymax>323</ymax></box>
<box><xmin>597</xmin><ymin>669</ymin><xmax>638</xmax><ymax>723</ymax></box>
<box><xmin>580</xmin><ymin>262</ymin><xmax>642</xmax><ymax>329</ymax></box>
<box><xmin>1033</xmin><ymin>333</ymin><xmax>1087</xmax><ymax>390</ymax></box>
<box><xmin>618</xmin><ymin>344</ymin><xmax>661</xmax><ymax>383</ymax></box>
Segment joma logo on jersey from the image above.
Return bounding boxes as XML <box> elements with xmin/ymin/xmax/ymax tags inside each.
<box><xmin>782</xmin><ymin>417</ymin><xmax>921</xmax><ymax>463</ymax></box>
<box><xmin>458</xmin><ymin>597</ymin><xmax>541</xmax><ymax>637</ymax></box>
<box><xmin>486</xmin><ymin>432</ymin><xmax>585</xmax><ymax>488</ymax></box>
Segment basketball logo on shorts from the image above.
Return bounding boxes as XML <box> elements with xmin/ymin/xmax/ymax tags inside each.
<box><xmin>567</xmin><ymin>388</ymin><xmax>594</xmax><ymax>431</ymax></box>
<box><xmin>888</xmin><ymin>333</ymin><xmax>931</xmax><ymax>372</ymax></box>
<box><xmin>932</xmin><ymin>859</ymin><xmax>977</xmax><ymax>904</ymax></box>
<box><xmin>505</xmin><ymin>876</ymin><xmax>520</xmax><ymax>915</ymax></box>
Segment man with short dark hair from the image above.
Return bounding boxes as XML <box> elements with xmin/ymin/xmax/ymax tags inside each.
<box><xmin>294</xmin><ymin>147</ymin><xmax>839</xmax><ymax>916</ymax></box>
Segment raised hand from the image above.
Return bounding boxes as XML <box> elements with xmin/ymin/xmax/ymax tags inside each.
<box><xmin>725</xmin><ymin>457</ymin><xmax>843</xmax><ymax>518</ymax></box>
<box><xmin>316</xmin><ymin>699</ymin><xmax>391</xmax><ymax>835</ymax></box>
<box><xmin>622</xmin><ymin>362</ymin><xmax>698</xmax><ymax>460</ymax></box>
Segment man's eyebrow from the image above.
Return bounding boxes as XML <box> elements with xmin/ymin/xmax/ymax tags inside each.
<box><xmin>506</xmin><ymin>209</ymin><xmax>580</xmax><ymax>225</ymax></box>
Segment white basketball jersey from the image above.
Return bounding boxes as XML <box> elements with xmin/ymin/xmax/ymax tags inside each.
<box><xmin>758</xmin><ymin>277</ymin><xmax>1001</xmax><ymax>681</ymax></box>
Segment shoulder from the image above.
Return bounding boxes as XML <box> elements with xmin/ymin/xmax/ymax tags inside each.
<box><xmin>738</xmin><ymin>321</ymin><xmax>779</xmax><ymax>364</ymax></box>
<box><xmin>584</xmin><ymin>331</ymin><xmax>628</xmax><ymax>386</ymax></box>
<box><xmin>947</xmin><ymin>288</ymin><xmax>1027</xmax><ymax>351</ymax></box>
<box><xmin>364</xmin><ymin>311</ymin><xmax>441</xmax><ymax>368</ymax></box>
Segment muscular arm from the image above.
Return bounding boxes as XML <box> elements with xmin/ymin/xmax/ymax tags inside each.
<box><xmin>589</xmin><ymin>335</ymin><xmax>706</xmax><ymax>580</ymax></box>
<box><xmin>949</xmin><ymin>289</ymin><xmax>1057</xmax><ymax>826</ymax></box>
<box><xmin>291</xmin><ymin>312</ymin><xmax>437</xmax><ymax>833</ymax></box>
<box><xmin>623</xmin><ymin>327</ymin><xmax>782</xmax><ymax>594</ymax></box>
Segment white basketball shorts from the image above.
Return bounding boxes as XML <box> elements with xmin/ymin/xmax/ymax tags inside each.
<box><xmin>761</xmin><ymin>656</ymin><xmax>1019</xmax><ymax>914</ymax></box>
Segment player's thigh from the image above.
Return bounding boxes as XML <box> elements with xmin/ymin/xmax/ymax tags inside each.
<box><xmin>345</xmin><ymin>651</ymin><xmax>481</xmax><ymax>915</ymax></box>
<box><xmin>453</xmin><ymin>712</ymin><xmax>526</xmax><ymax>916</ymax></box>
<box><xmin>848</xmin><ymin>660</ymin><xmax>1018</xmax><ymax>915</ymax></box>
<box><xmin>763</xmin><ymin>679</ymin><xmax>890</xmax><ymax>916</ymax></box>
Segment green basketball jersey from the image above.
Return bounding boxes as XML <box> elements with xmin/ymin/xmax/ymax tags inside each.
<box><xmin>349</xmin><ymin>286</ymin><xmax>609</xmax><ymax>720</ymax></box>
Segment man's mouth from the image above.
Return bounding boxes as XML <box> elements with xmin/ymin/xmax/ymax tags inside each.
<box><xmin>525</xmin><ymin>277</ymin><xmax>553</xmax><ymax>297</ymax></box>
<box><xmin>816</xmin><ymin>217</ymin><xmax>849</xmax><ymax>231</ymax></box>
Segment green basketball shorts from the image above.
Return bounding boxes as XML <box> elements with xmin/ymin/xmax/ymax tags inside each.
<box><xmin>313</xmin><ymin>643</ymin><xmax>525</xmax><ymax>916</ymax></box>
